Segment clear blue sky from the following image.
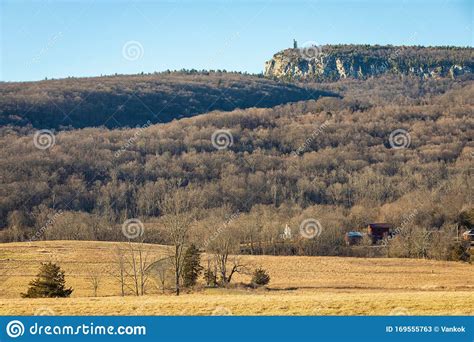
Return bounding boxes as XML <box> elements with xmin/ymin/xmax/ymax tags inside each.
<box><xmin>1</xmin><ymin>0</ymin><xmax>472</xmax><ymax>82</ymax></box>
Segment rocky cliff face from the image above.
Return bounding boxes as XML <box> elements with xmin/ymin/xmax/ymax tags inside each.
<box><xmin>264</xmin><ymin>45</ymin><xmax>474</xmax><ymax>81</ymax></box>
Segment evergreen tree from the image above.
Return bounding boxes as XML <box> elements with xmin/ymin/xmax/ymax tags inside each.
<box><xmin>204</xmin><ymin>269</ymin><xmax>217</xmax><ymax>287</ymax></box>
<box><xmin>181</xmin><ymin>244</ymin><xmax>203</xmax><ymax>288</ymax></box>
<box><xmin>22</xmin><ymin>262</ymin><xmax>73</xmax><ymax>298</ymax></box>
<box><xmin>251</xmin><ymin>267</ymin><xmax>270</xmax><ymax>286</ymax></box>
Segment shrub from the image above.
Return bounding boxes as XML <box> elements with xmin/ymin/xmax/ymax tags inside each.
<box><xmin>251</xmin><ymin>267</ymin><xmax>270</xmax><ymax>286</ymax></box>
<box><xmin>448</xmin><ymin>242</ymin><xmax>471</xmax><ymax>262</ymax></box>
<box><xmin>22</xmin><ymin>262</ymin><xmax>73</xmax><ymax>298</ymax></box>
<box><xmin>458</xmin><ymin>207</ymin><xmax>474</xmax><ymax>229</ymax></box>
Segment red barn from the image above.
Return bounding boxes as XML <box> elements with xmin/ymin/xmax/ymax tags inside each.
<box><xmin>367</xmin><ymin>223</ymin><xmax>392</xmax><ymax>243</ymax></box>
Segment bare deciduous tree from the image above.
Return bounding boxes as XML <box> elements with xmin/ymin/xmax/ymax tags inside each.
<box><xmin>205</xmin><ymin>206</ymin><xmax>247</xmax><ymax>286</ymax></box>
<box><xmin>159</xmin><ymin>188</ymin><xmax>200</xmax><ymax>295</ymax></box>
<box><xmin>86</xmin><ymin>270</ymin><xmax>101</xmax><ymax>297</ymax></box>
<box><xmin>111</xmin><ymin>241</ymin><xmax>152</xmax><ymax>296</ymax></box>
<box><xmin>124</xmin><ymin>240</ymin><xmax>152</xmax><ymax>296</ymax></box>
<box><xmin>148</xmin><ymin>256</ymin><xmax>173</xmax><ymax>294</ymax></box>
<box><xmin>112</xmin><ymin>244</ymin><xmax>127</xmax><ymax>296</ymax></box>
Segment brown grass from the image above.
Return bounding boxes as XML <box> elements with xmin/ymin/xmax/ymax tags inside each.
<box><xmin>0</xmin><ymin>241</ymin><xmax>473</xmax><ymax>315</ymax></box>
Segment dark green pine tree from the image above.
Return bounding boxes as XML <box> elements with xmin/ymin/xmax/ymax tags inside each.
<box><xmin>182</xmin><ymin>244</ymin><xmax>203</xmax><ymax>288</ymax></box>
<box><xmin>22</xmin><ymin>262</ymin><xmax>73</xmax><ymax>298</ymax></box>
<box><xmin>251</xmin><ymin>267</ymin><xmax>270</xmax><ymax>286</ymax></box>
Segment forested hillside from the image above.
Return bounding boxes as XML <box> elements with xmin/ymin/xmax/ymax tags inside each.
<box><xmin>0</xmin><ymin>71</ymin><xmax>335</xmax><ymax>129</ymax></box>
<box><xmin>1</xmin><ymin>75</ymin><xmax>472</xmax><ymax>259</ymax></box>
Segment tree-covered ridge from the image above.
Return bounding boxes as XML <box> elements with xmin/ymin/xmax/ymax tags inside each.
<box><xmin>264</xmin><ymin>44</ymin><xmax>474</xmax><ymax>81</ymax></box>
<box><xmin>0</xmin><ymin>71</ymin><xmax>335</xmax><ymax>130</ymax></box>
<box><xmin>312</xmin><ymin>44</ymin><xmax>473</xmax><ymax>63</ymax></box>
<box><xmin>1</xmin><ymin>76</ymin><xmax>472</xmax><ymax>259</ymax></box>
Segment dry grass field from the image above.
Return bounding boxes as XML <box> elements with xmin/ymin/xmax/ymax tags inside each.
<box><xmin>0</xmin><ymin>241</ymin><xmax>473</xmax><ymax>315</ymax></box>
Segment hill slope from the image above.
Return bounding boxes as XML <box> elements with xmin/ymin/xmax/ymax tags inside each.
<box><xmin>0</xmin><ymin>72</ymin><xmax>335</xmax><ymax>129</ymax></box>
<box><xmin>0</xmin><ymin>76</ymin><xmax>472</xmax><ymax>258</ymax></box>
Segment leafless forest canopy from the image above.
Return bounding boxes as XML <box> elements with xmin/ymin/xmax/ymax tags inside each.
<box><xmin>0</xmin><ymin>73</ymin><xmax>472</xmax><ymax>260</ymax></box>
<box><xmin>300</xmin><ymin>45</ymin><xmax>474</xmax><ymax>63</ymax></box>
<box><xmin>0</xmin><ymin>71</ymin><xmax>335</xmax><ymax>129</ymax></box>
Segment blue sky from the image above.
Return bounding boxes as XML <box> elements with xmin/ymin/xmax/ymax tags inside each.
<box><xmin>1</xmin><ymin>0</ymin><xmax>472</xmax><ymax>82</ymax></box>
